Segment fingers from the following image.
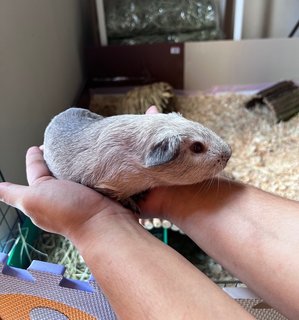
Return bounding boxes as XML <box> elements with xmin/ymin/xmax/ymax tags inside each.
<box><xmin>26</xmin><ymin>146</ymin><xmax>52</xmax><ymax>185</ymax></box>
<box><xmin>0</xmin><ymin>182</ymin><xmax>28</xmax><ymax>213</ymax></box>
<box><xmin>146</xmin><ymin>105</ymin><xmax>159</xmax><ymax>114</ymax></box>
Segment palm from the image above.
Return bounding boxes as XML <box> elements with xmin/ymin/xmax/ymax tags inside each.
<box><xmin>0</xmin><ymin>147</ymin><xmax>131</xmax><ymax>236</ymax></box>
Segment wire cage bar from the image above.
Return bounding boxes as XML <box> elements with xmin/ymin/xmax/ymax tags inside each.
<box><xmin>0</xmin><ymin>170</ymin><xmax>26</xmax><ymax>253</ymax></box>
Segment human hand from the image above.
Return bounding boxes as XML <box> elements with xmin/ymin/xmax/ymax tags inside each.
<box><xmin>0</xmin><ymin>146</ymin><xmax>133</xmax><ymax>239</ymax></box>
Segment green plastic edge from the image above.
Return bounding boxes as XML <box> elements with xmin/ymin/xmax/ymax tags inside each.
<box><xmin>163</xmin><ymin>227</ymin><xmax>168</xmax><ymax>244</ymax></box>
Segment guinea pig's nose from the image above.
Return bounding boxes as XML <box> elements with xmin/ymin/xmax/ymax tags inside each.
<box><xmin>222</xmin><ymin>144</ymin><xmax>232</xmax><ymax>164</ymax></box>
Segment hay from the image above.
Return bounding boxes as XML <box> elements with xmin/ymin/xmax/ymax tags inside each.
<box><xmin>90</xmin><ymin>82</ymin><xmax>176</xmax><ymax>116</ymax></box>
<box><xmin>33</xmin><ymin>233</ymin><xmax>91</xmax><ymax>280</ymax></box>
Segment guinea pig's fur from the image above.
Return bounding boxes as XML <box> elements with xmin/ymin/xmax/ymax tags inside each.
<box><xmin>44</xmin><ymin>107</ymin><xmax>231</xmax><ymax>201</ymax></box>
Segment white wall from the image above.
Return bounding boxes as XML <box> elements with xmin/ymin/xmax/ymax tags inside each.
<box><xmin>0</xmin><ymin>0</ymin><xmax>87</xmax><ymax>184</ymax></box>
<box><xmin>215</xmin><ymin>0</ymin><xmax>299</xmax><ymax>39</ymax></box>
<box><xmin>185</xmin><ymin>38</ymin><xmax>299</xmax><ymax>90</ymax></box>
<box><xmin>242</xmin><ymin>0</ymin><xmax>299</xmax><ymax>39</ymax></box>
<box><xmin>185</xmin><ymin>0</ymin><xmax>299</xmax><ymax>90</ymax></box>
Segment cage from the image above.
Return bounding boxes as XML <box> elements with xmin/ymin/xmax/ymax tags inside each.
<box><xmin>0</xmin><ymin>171</ymin><xmax>25</xmax><ymax>254</ymax></box>
<box><xmin>1</xmin><ymin>0</ymin><xmax>298</xmax><ymax>317</ymax></box>
<box><xmin>0</xmin><ymin>170</ymin><xmax>40</xmax><ymax>268</ymax></box>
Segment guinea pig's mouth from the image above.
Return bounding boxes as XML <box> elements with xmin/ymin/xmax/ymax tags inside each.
<box><xmin>216</xmin><ymin>144</ymin><xmax>232</xmax><ymax>169</ymax></box>
<box><xmin>207</xmin><ymin>157</ymin><xmax>231</xmax><ymax>178</ymax></box>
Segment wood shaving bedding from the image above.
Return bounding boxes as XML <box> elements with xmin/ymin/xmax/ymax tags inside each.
<box><xmin>176</xmin><ymin>93</ymin><xmax>299</xmax><ymax>201</ymax></box>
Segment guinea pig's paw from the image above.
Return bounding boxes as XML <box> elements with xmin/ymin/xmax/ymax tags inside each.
<box><xmin>131</xmin><ymin>191</ymin><xmax>149</xmax><ymax>203</ymax></box>
<box><xmin>120</xmin><ymin>197</ymin><xmax>141</xmax><ymax>215</ymax></box>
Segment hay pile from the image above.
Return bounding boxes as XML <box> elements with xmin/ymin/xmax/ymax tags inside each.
<box><xmin>33</xmin><ymin>233</ymin><xmax>90</xmax><ymax>280</ymax></box>
<box><xmin>90</xmin><ymin>82</ymin><xmax>176</xmax><ymax>116</ymax></box>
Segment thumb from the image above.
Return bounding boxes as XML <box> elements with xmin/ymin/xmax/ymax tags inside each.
<box><xmin>146</xmin><ymin>106</ymin><xmax>159</xmax><ymax>114</ymax></box>
<box><xmin>0</xmin><ymin>182</ymin><xmax>28</xmax><ymax>212</ymax></box>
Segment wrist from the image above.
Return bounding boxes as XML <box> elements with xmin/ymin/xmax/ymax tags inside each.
<box><xmin>140</xmin><ymin>178</ymin><xmax>247</xmax><ymax>227</ymax></box>
<box><xmin>67</xmin><ymin>207</ymin><xmax>139</xmax><ymax>255</ymax></box>
<box><xmin>139</xmin><ymin>184</ymin><xmax>208</xmax><ymax>224</ymax></box>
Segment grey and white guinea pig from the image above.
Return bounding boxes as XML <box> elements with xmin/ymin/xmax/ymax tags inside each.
<box><xmin>43</xmin><ymin>107</ymin><xmax>231</xmax><ymax>205</ymax></box>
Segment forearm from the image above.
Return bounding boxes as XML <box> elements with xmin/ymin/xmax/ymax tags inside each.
<box><xmin>70</xmin><ymin>212</ymin><xmax>253</xmax><ymax>320</ymax></box>
<box><xmin>150</xmin><ymin>179</ymin><xmax>299</xmax><ymax>319</ymax></box>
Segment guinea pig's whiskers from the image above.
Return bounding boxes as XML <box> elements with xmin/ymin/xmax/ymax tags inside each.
<box><xmin>216</xmin><ymin>175</ymin><xmax>221</xmax><ymax>194</ymax></box>
<box><xmin>189</xmin><ymin>180</ymin><xmax>207</xmax><ymax>203</ymax></box>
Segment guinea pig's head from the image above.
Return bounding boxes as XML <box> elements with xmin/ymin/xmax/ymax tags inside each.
<box><xmin>142</xmin><ymin>113</ymin><xmax>231</xmax><ymax>186</ymax></box>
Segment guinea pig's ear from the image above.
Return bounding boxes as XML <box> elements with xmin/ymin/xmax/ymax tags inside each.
<box><xmin>144</xmin><ymin>136</ymin><xmax>181</xmax><ymax>167</ymax></box>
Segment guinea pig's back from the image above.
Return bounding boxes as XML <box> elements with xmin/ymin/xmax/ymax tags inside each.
<box><xmin>43</xmin><ymin>108</ymin><xmax>103</xmax><ymax>181</ymax></box>
<box><xmin>45</xmin><ymin>108</ymin><xmax>102</xmax><ymax>137</ymax></box>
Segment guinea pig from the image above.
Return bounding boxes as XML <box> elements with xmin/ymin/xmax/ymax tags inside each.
<box><xmin>43</xmin><ymin>107</ymin><xmax>231</xmax><ymax>209</ymax></box>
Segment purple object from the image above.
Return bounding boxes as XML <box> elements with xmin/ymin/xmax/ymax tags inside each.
<box><xmin>0</xmin><ymin>253</ymin><xmax>116</xmax><ymax>319</ymax></box>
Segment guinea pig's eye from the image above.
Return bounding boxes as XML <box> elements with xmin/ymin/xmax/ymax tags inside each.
<box><xmin>190</xmin><ymin>142</ymin><xmax>205</xmax><ymax>154</ymax></box>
